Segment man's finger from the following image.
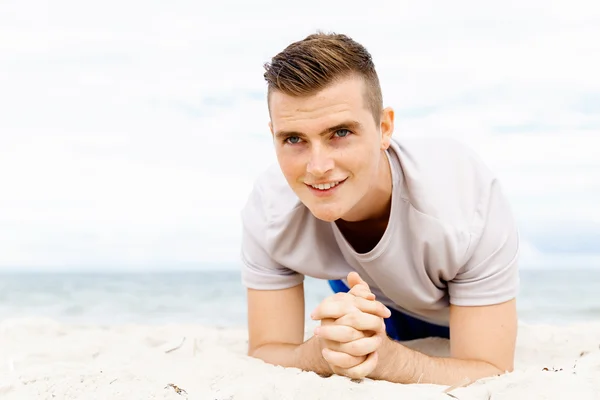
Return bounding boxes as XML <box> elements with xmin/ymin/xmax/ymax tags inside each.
<box><xmin>335</xmin><ymin>311</ymin><xmax>387</xmax><ymax>333</ymax></box>
<box><xmin>312</xmin><ymin>296</ymin><xmax>390</xmax><ymax>320</ymax></box>
<box><xmin>311</xmin><ymin>297</ymin><xmax>355</xmax><ymax>320</ymax></box>
<box><xmin>327</xmin><ymin>335</ymin><xmax>383</xmax><ymax>357</ymax></box>
<box><xmin>333</xmin><ymin>351</ymin><xmax>379</xmax><ymax>380</ymax></box>
<box><xmin>314</xmin><ymin>324</ymin><xmax>364</xmax><ymax>343</ymax></box>
<box><xmin>321</xmin><ymin>347</ymin><xmax>366</xmax><ymax>370</ymax></box>
<box><xmin>348</xmin><ymin>284</ymin><xmax>375</xmax><ymax>300</ymax></box>
<box><xmin>353</xmin><ymin>297</ymin><xmax>390</xmax><ymax>319</ymax></box>
<box><xmin>347</xmin><ymin>272</ymin><xmax>369</xmax><ymax>290</ymax></box>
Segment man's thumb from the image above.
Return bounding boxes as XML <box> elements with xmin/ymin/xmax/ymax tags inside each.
<box><xmin>347</xmin><ymin>271</ymin><xmax>368</xmax><ymax>288</ymax></box>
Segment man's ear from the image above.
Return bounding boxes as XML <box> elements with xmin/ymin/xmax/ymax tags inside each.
<box><xmin>380</xmin><ymin>107</ymin><xmax>395</xmax><ymax>150</ymax></box>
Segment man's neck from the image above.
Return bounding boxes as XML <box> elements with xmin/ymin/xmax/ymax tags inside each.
<box><xmin>335</xmin><ymin>151</ymin><xmax>394</xmax><ymax>253</ymax></box>
<box><xmin>342</xmin><ymin>149</ymin><xmax>393</xmax><ymax>223</ymax></box>
<box><xmin>335</xmin><ymin>209</ymin><xmax>390</xmax><ymax>254</ymax></box>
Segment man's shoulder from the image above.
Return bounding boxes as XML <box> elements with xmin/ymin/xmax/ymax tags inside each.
<box><xmin>393</xmin><ymin>136</ymin><xmax>492</xmax><ymax>174</ymax></box>
<box><xmin>392</xmin><ymin>136</ymin><xmax>499</xmax><ymax>229</ymax></box>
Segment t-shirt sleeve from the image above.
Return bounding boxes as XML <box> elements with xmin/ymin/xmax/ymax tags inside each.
<box><xmin>239</xmin><ymin>184</ymin><xmax>305</xmax><ymax>290</ymax></box>
<box><xmin>448</xmin><ymin>180</ymin><xmax>520</xmax><ymax>306</ymax></box>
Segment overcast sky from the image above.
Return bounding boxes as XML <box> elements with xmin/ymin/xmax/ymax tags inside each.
<box><xmin>0</xmin><ymin>0</ymin><xmax>598</xmax><ymax>270</ymax></box>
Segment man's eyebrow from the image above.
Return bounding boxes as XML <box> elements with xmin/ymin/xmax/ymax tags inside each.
<box><xmin>274</xmin><ymin>120</ymin><xmax>362</xmax><ymax>139</ymax></box>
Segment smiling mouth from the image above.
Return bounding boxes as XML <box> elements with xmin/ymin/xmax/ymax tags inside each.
<box><xmin>305</xmin><ymin>178</ymin><xmax>347</xmax><ymax>192</ymax></box>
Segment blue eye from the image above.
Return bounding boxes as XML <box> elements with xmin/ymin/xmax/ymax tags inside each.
<box><xmin>285</xmin><ymin>136</ymin><xmax>302</xmax><ymax>144</ymax></box>
<box><xmin>335</xmin><ymin>129</ymin><xmax>350</xmax><ymax>138</ymax></box>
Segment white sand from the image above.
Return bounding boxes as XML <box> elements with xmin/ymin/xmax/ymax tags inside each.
<box><xmin>0</xmin><ymin>318</ymin><xmax>599</xmax><ymax>399</ymax></box>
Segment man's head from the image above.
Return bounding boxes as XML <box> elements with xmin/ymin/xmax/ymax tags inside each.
<box><xmin>264</xmin><ymin>32</ymin><xmax>395</xmax><ymax>223</ymax></box>
<box><xmin>264</xmin><ymin>32</ymin><xmax>383</xmax><ymax>124</ymax></box>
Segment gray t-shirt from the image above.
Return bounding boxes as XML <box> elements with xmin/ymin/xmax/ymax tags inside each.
<box><xmin>240</xmin><ymin>137</ymin><xmax>520</xmax><ymax>326</ymax></box>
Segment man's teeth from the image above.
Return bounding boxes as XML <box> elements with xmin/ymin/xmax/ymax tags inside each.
<box><xmin>311</xmin><ymin>181</ymin><xmax>340</xmax><ymax>190</ymax></box>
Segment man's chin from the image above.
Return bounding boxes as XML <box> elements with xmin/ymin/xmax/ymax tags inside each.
<box><xmin>305</xmin><ymin>204</ymin><xmax>346</xmax><ymax>223</ymax></box>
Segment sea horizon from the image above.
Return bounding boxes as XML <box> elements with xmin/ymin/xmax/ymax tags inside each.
<box><xmin>1</xmin><ymin>267</ymin><xmax>599</xmax><ymax>329</ymax></box>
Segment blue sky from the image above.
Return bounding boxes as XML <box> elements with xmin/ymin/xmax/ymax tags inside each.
<box><xmin>0</xmin><ymin>0</ymin><xmax>598</xmax><ymax>270</ymax></box>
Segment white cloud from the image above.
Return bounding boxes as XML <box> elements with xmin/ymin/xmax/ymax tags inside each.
<box><xmin>0</xmin><ymin>0</ymin><xmax>599</xmax><ymax>269</ymax></box>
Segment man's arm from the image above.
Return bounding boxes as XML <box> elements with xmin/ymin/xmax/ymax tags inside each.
<box><xmin>248</xmin><ymin>281</ymin><xmax>391</xmax><ymax>376</ymax></box>
<box><xmin>367</xmin><ymin>174</ymin><xmax>519</xmax><ymax>385</ymax></box>
<box><xmin>247</xmin><ymin>283</ymin><xmax>332</xmax><ymax>375</ymax></box>
<box><xmin>370</xmin><ymin>298</ymin><xmax>517</xmax><ymax>385</ymax></box>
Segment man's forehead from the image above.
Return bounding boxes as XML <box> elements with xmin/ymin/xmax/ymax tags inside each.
<box><xmin>271</xmin><ymin>104</ymin><xmax>359</xmax><ymax>133</ymax></box>
<box><xmin>270</xmin><ymin>91</ymin><xmax>369</xmax><ymax>128</ymax></box>
<box><xmin>270</xmin><ymin>77</ymin><xmax>366</xmax><ymax>110</ymax></box>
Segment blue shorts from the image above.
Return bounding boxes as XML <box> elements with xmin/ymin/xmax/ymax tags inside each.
<box><xmin>328</xmin><ymin>279</ymin><xmax>450</xmax><ymax>341</ymax></box>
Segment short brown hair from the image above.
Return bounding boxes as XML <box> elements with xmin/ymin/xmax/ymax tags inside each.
<box><xmin>263</xmin><ymin>31</ymin><xmax>383</xmax><ymax>123</ymax></box>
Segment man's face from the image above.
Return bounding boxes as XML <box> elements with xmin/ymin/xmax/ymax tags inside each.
<box><xmin>268</xmin><ymin>75</ymin><xmax>394</xmax><ymax>222</ymax></box>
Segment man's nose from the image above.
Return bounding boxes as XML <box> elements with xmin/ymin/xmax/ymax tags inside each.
<box><xmin>306</xmin><ymin>145</ymin><xmax>334</xmax><ymax>177</ymax></box>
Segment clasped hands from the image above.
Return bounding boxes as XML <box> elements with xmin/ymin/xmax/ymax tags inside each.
<box><xmin>310</xmin><ymin>272</ymin><xmax>392</xmax><ymax>379</ymax></box>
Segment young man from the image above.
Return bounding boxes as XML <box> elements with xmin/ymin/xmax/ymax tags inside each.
<box><xmin>240</xmin><ymin>32</ymin><xmax>520</xmax><ymax>386</ymax></box>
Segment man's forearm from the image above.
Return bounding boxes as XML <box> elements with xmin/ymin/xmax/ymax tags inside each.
<box><xmin>371</xmin><ymin>339</ymin><xmax>506</xmax><ymax>386</ymax></box>
<box><xmin>250</xmin><ymin>336</ymin><xmax>332</xmax><ymax>376</ymax></box>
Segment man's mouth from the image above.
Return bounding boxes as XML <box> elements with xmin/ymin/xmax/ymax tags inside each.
<box><xmin>305</xmin><ymin>178</ymin><xmax>347</xmax><ymax>193</ymax></box>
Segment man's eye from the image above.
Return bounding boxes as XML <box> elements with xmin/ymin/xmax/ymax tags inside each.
<box><xmin>285</xmin><ymin>136</ymin><xmax>302</xmax><ymax>144</ymax></box>
<box><xmin>335</xmin><ymin>129</ymin><xmax>351</xmax><ymax>138</ymax></box>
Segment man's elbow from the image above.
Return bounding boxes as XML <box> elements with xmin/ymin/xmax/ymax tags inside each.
<box><xmin>499</xmin><ymin>362</ymin><xmax>514</xmax><ymax>374</ymax></box>
<box><xmin>491</xmin><ymin>355</ymin><xmax>515</xmax><ymax>374</ymax></box>
<box><xmin>247</xmin><ymin>341</ymin><xmax>287</xmax><ymax>360</ymax></box>
<box><xmin>247</xmin><ymin>343</ymin><xmax>264</xmax><ymax>358</ymax></box>
<box><xmin>503</xmin><ymin>360</ymin><xmax>515</xmax><ymax>373</ymax></box>
<box><xmin>461</xmin><ymin>358</ymin><xmax>514</xmax><ymax>379</ymax></box>
<box><xmin>485</xmin><ymin>359</ymin><xmax>514</xmax><ymax>376</ymax></box>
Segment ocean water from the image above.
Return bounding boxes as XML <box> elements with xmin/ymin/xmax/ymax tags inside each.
<box><xmin>0</xmin><ymin>269</ymin><xmax>599</xmax><ymax>327</ymax></box>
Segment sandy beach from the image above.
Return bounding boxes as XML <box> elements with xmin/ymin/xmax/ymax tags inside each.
<box><xmin>0</xmin><ymin>318</ymin><xmax>598</xmax><ymax>399</ymax></box>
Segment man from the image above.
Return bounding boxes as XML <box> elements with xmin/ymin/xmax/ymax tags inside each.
<box><xmin>240</xmin><ymin>31</ymin><xmax>520</xmax><ymax>386</ymax></box>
